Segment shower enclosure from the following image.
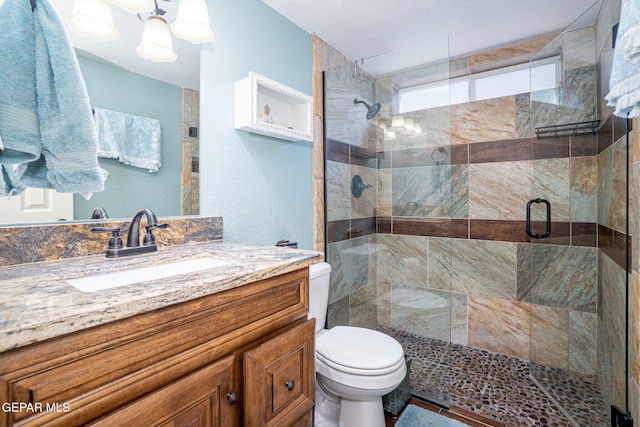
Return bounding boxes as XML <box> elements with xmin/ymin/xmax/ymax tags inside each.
<box><xmin>322</xmin><ymin>0</ymin><xmax>632</xmax><ymax>424</ymax></box>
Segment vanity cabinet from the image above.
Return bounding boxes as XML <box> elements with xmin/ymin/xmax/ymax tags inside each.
<box><xmin>0</xmin><ymin>268</ymin><xmax>315</xmax><ymax>427</ymax></box>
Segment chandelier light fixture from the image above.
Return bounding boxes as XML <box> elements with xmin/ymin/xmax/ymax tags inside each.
<box><xmin>65</xmin><ymin>0</ymin><xmax>215</xmax><ymax>63</ymax></box>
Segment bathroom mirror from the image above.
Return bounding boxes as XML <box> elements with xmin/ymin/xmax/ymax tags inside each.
<box><xmin>0</xmin><ymin>0</ymin><xmax>200</xmax><ymax>225</ymax></box>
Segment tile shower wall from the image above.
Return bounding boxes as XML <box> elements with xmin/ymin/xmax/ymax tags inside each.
<box><xmin>325</xmin><ymin>30</ymin><xmax>608</xmax><ymax>377</ymax></box>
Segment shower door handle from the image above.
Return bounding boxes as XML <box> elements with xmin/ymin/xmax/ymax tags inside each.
<box><xmin>526</xmin><ymin>198</ymin><xmax>551</xmax><ymax>239</ymax></box>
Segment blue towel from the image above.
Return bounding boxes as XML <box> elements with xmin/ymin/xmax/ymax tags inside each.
<box><xmin>94</xmin><ymin>108</ymin><xmax>162</xmax><ymax>173</ymax></box>
<box><xmin>606</xmin><ymin>0</ymin><xmax>640</xmax><ymax>117</ymax></box>
<box><xmin>0</xmin><ymin>0</ymin><xmax>107</xmax><ymax>196</ymax></box>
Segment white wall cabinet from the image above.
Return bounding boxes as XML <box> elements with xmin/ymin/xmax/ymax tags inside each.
<box><xmin>234</xmin><ymin>72</ymin><xmax>313</xmax><ymax>142</ymax></box>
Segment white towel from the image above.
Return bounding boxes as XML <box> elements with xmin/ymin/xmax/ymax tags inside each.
<box><xmin>94</xmin><ymin>107</ymin><xmax>162</xmax><ymax>173</ymax></box>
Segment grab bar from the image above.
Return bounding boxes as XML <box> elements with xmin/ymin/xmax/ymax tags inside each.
<box><xmin>526</xmin><ymin>198</ymin><xmax>551</xmax><ymax>239</ymax></box>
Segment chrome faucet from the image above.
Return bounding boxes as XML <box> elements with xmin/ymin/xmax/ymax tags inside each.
<box><xmin>91</xmin><ymin>209</ymin><xmax>169</xmax><ymax>258</ymax></box>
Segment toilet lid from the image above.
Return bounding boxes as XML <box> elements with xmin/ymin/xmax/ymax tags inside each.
<box><xmin>316</xmin><ymin>326</ymin><xmax>405</xmax><ymax>374</ymax></box>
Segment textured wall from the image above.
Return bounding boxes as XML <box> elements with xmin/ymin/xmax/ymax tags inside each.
<box><xmin>199</xmin><ymin>0</ymin><xmax>314</xmax><ymax>250</ymax></box>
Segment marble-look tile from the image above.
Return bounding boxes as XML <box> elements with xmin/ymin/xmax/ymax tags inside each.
<box><xmin>468</xmin><ymin>161</ymin><xmax>531</xmax><ymax>220</ymax></box>
<box><xmin>530</xmin><ymin>304</ymin><xmax>569</xmax><ymax>369</ymax></box>
<box><xmin>378</xmin><ymin>168</ymin><xmax>392</xmax><ymax>213</ymax></box>
<box><xmin>451</xmin><ymin>96</ymin><xmax>517</xmax><ymax>145</ymax></box>
<box><xmin>515</xmin><ymin>94</ymin><xmax>532</xmax><ymax>138</ymax></box>
<box><xmin>568</xmin><ymin>310</ymin><xmax>597</xmax><ymax>375</ymax></box>
<box><xmin>376</xmin><ymin>280</ymin><xmax>392</xmax><ymax>327</ymax></box>
<box><xmin>428</xmin><ymin>237</ymin><xmax>452</xmax><ymax>291</ymax></box>
<box><xmin>612</xmin><ymin>137</ymin><xmax>630</xmax><ymax>232</ymax></box>
<box><xmin>532</xmin><ymin>158</ymin><xmax>571</xmax><ymax>222</ymax></box>
<box><xmin>351</xmin><ymin>164</ymin><xmax>377</xmax><ymax>219</ymax></box>
<box><xmin>391</xmin><ymin>286</ymin><xmax>452</xmax><ymax>341</ymax></box>
<box><xmin>519</xmin><ymin>245</ymin><xmax>597</xmax><ymax>312</ymax></box>
<box><xmin>600</xmin><ymin>253</ymin><xmax>628</xmax><ymax>377</ymax></box>
<box><xmin>559</xmin><ymin>65</ymin><xmax>598</xmax><ymax>124</ymax></box>
<box><xmin>376</xmin><ymin>234</ymin><xmax>428</xmax><ymax>287</ymax></box>
<box><xmin>468</xmin><ymin>295</ymin><xmax>531</xmax><ymax>360</ymax></box>
<box><xmin>427</xmin><ymin>106</ymin><xmax>452</xmax><ymax>148</ymax></box>
<box><xmin>327</xmin><ymin>295</ymin><xmax>349</xmax><ymax>329</ymax></box>
<box><xmin>349</xmin><ymin>281</ymin><xmax>377</xmax><ymax>328</ymax></box>
<box><xmin>467</xmin><ymin>35</ymin><xmax>557</xmax><ymax>71</ymax></box>
<box><xmin>570</xmin><ymin>156</ymin><xmax>598</xmax><ymax>222</ymax></box>
<box><xmin>451</xmin><ymin>239</ymin><xmax>518</xmax><ymax>300</ymax></box>
<box><xmin>633</xmin><ymin>271</ymin><xmax>640</xmax><ymax>387</ymax></box>
<box><xmin>562</xmin><ymin>27</ymin><xmax>596</xmax><ymax>71</ymax></box>
<box><xmin>392</xmin><ymin>165</ymin><xmax>460</xmax><ymax>218</ymax></box>
<box><xmin>598</xmin><ymin>144</ymin><xmax>614</xmax><ymax>226</ymax></box>
<box><xmin>327</xmin><ymin>236</ymin><xmax>370</xmax><ymax>303</ymax></box>
<box><xmin>326</xmin><ymin>160</ymin><xmax>351</xmax><ymax>222</ymax></box>
<box><xmin>517</xmin><ymin>243</ymin><xmax>532</xmax><ymax>300</ymax></box>
<box><xmin>451</xmin><ymin>292</ymin><xmax>468</xmax><ymax>346</ymax></box>
<box><xmin>451</xmin><ymin>165</ymin><xmax>469</xmax><ymax>218</ymax></box>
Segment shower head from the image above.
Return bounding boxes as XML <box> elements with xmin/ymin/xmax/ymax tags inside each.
<box><xmin>354</xmin><ymin>98</ymin><xmax>381</xmax><ymax>120</ymax></box>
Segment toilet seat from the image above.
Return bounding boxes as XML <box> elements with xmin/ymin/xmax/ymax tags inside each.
<box><xmin>316</xmin><ymin>326</ymin><xmax>405</xmax><ymax>376</ymax></box>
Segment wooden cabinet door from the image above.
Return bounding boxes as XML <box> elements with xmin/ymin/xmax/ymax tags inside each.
<box><xmin>244</xmin><ymin>320</ymin><xmax>315</xmax><ymax>427</ymax></box>
<box><xmin>88</xmin><ymin>355</ymin><xmax>234</xmax><ymax>427</ymax></box>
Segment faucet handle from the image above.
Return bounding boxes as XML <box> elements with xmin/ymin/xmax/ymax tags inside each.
<box><xmin>91</xmin><ymin>226</ymin><xmax>123</xmax><ymax>250</ymax></box>
<box><xmin>143</xmin><ymin>223</ymin><xmax>169</xmax><ymax>246</ymax></box>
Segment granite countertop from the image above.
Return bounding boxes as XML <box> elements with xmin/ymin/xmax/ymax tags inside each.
<box><xmin>0</xmin><ymin>241</ymin><xmax>323</xmax><ymax>353</ymax></box>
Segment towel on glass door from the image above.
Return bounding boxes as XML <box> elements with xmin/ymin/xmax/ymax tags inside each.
<box><xmin>94</xmin><ymin>108</ymin><xmax>162</xmax><ymax>173</ymax></box>
<box><xmin>0</xmin><ymin>0</ymin><xmax>107</xmax><ymax>196</ymax></box>
<box><xmin>606</xmin><ymin>0</ymin><xmax>640</xmax><ymax>118</ymax></box>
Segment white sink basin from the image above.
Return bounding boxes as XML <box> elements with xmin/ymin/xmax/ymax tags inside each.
<box><xmin>67</xmin><ymin>257</ymin><xmax>231</xmax><ymax>293</ymax></box>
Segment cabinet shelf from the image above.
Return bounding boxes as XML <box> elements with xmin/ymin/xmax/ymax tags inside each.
<box><xmin>234</xmin><ymin>72</ymin><xmax>313</xmax><ymax>142</ymax></box>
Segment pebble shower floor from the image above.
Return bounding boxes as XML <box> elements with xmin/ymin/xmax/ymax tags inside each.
<box><xmin>378</xmin><ymin>326</ymin><xmax>610</xmax><ymax>427</ymax></box>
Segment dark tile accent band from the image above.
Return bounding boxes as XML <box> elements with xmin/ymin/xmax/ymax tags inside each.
<box><xmin>326</xmin><ymin>138</ymin><xmax>350</xmax><ymax>164</ymax></box>
<box><xmin>469</xmin><ymin>139</ymin><xmax>530</xmax><ymax>164</ymax></box>
<box><xmin>571</xmin><ymin>134</ymin><xmax>597</xmax><ymax>157</ymax></box>
<box><xmin>598</xmin><ymin>223</ymin><xmax>631</xmax><ymax>270</ymax></box>
<box><xmin>598</xmin><ymin>116</ymin><xmax>613</xmax><ymax>154</ymax></box>
<box><xmin>392</xmin><ymin>217</ymin><xmax>468</xmax><ymax>239</ymax></box>
<box><xmin>469</xmin><ymin>220</ymin><xmax>530</xmax><ymax>242</ymax></box>
<box><xmin>331</xmin><ymin>217</ymin><xmax>600</xmax><ymax>249</ymax></box>
<box><xmin>531</xmin><ymin>136</ymin><xmax>569</xmax><ymax>160</ymax></box>
<box><xmin>572</xmin><ymin>222</ymin><xmax>597</xmax><ymax>247</ymax></box>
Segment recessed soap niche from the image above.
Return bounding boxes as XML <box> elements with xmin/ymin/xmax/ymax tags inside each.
<box><xmin>234</xmin><ymin>71</ymin><xmax>313</xmax><ymax>142</ymax></box>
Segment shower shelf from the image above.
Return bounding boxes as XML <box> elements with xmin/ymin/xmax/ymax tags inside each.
<box><xmin>234</xmin><ymin>71</ymin><xmax>313</xmax><ymax>142</ymax></box>
<box><xmin>534</xmin><ymin>120</ymin><xmax>600</xmax><ymax>139</ymax></box>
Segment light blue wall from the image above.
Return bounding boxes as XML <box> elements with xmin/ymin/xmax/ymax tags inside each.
<box><xmin>199</xmin><ymin>0</ymin><xmax>314</xmax><ymax>249</ymax></box>
<box><xmin>76</xmin><ymin>56</ymin><xmax>182</xmax><ymax>220</ymax></box>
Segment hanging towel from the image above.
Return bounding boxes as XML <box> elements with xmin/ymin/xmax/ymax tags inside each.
<box><xmin>94</xmin><ymin>108</ymin><xmax>162</xmax><ymax>173</ymax></box>
<box><xmin>0</xmin><ymin>0</ymin><xmax>107</xmax><ymax>196</ymax></box>
<box><xmin>606</xmin><ymin>0</ymin><xmax>640</xmax><ymax>117</ymax></box>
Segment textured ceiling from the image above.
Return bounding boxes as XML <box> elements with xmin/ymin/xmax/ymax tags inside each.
<box><xmin>262</xmin><ymin>0</ymin><xmax>603</xmax><ymax>76</ymax></box>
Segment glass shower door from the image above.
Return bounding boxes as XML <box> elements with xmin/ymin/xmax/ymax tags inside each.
<box><xmin>527</xmin><ymin>3</ymin><xmax>627</xmax><ymax>424</ymax></box>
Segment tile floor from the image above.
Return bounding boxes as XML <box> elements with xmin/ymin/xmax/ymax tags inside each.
<box><xmin>379</xmin><ymin>326</ymin><xmax>610</xmax><ymax>427</ymax></box>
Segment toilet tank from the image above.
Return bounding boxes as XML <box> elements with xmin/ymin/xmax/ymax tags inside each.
<box><xmin>308</xmin><ymin>262</ymin><xmax>331</xmax><ymax>334</ymax></box>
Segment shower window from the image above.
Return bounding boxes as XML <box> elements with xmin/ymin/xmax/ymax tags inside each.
<box><xmin>398</xmin><ymin>56</ymin><xmax>560</xmax><ymax>113</ymax></box>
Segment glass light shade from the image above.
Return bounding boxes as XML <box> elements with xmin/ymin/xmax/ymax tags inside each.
<box><xmin>136</xmin><ymin>16</ymin><xmax>177</xmax><ymax>63</ymax></box>
<box><xmin>170</xmin><ymin>0</ymin><xmax>215</xmax><ymax>44</ymax></box>
<box><xmin>108</xmin><ymin>0</ymin><xmax>154</xmax><ymax>13</ymax></box>
<box><xmin>391</xmin><ymin>114</ymin><xmax>405</xmax><ymax>128</ymax></box>
<box><xmin>413</xmin><ymin>123</ymin><xmax>423</xmax><ymax>134</ymax></box>
<box><xmin>66</xmin><ymin>0</ymin><xmax>118</xmax><ymax>41</ymax></box>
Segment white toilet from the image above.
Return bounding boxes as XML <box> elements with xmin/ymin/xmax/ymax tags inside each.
<box><xmin>309</xmin><ymin>262</ymin><xmax>406</xmax><ymax>427</ymax></box>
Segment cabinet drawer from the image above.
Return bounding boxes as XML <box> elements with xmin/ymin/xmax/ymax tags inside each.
<box><xmin>88</xmin><ymin>355</ymin><xmax>234</xmax><ymax>427</ymax></box>
<box><xmin>244</xmin><ymin>319</ymin><xmax>315</xmax><ymax>427</ymax></box>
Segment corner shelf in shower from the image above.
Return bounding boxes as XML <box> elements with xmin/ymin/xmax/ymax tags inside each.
<box><xmin>534</xmin><ymin>120</ymin><xmax>600</xmax><ymax>139</ymax></box>
<box><xmin>234</xmin><ymin>71</ymin><xmax>313</xmax><ymax>142</ymax></box>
